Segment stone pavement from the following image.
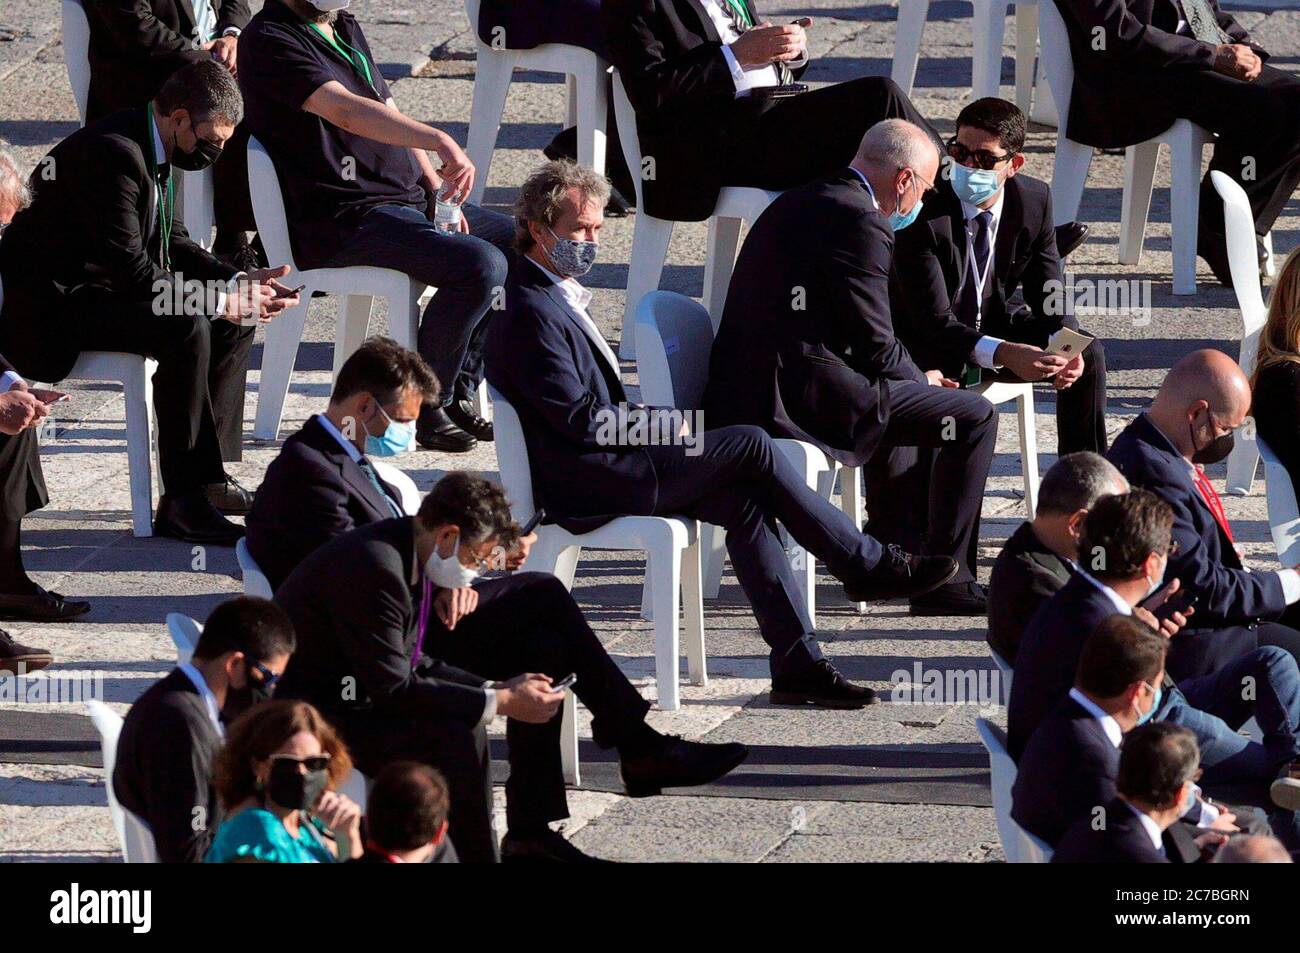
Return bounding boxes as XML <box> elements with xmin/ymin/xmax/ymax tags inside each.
<box><xmin>0</xmin><ymin>0</ymin><xmax>1297</xmax><ymax>863</ymax></box>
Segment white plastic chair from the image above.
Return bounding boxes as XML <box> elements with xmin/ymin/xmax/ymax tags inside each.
<box><xmin>971</xmin><ymin>378</ymin><xmax>1040</xmax><ymax>518</ymax></box>
<box><xmin>370</xmin><ymin>459</ymin><xmax>423</xmax><ymax>515</ymax></box>
<box><xmin>1213</xmin><ymin>171</ymin><xmax>1269</xmax><ymax>495</ymax></box>
<box><xmin>463</xmin><ymin>0</ymin><xmax>608</xmax><ymax>206</ymax></box>
<box><xmin>1257</xmin><ymin>437</ymin><xmax>1300</xmax><ymax>567</ymax></box>
<box><xmin>85</xmin><ymin>700</ymin><xmax>160</xmax><ymax>863</ymax></box>
<box><xmin>1038</xmin><ymin>0</ymin><xmax>1208</xmax><ymax>295</ymax></box>
<box><xmin>235</xmin><ymin>537</ymin><xmax>274</xmax><ymax>598</ymax></box>
<box><xmin>989</xmin><ymin>645</ymin><xmax>1013</xmax><ymax>704</ymax></box>
<box><xmin>489</xmin><ymin>384</ymin><xmax>705</xmax><ymax>712</ymax></box>
<box><xmin>976</xmin><ymin>716</ymin><xmax>1053</xmax><ymax>862</ymax></box>
<box><xmin>611</xmin><ymin>72</ymin><xmax>781</xmax><ymax>360</ymax></box>
<box><xmin>166</xmin><ymin>612</ymin><xmax>202</xmax><ymax>665</ymax></box>
<box><xmin>246</xmin><ymin>136</ymin><xmax>435</xmax><ymax>440</ymax></box>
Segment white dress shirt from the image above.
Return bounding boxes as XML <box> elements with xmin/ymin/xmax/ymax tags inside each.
<box><xmin>178</xmin><ymin>662</ymin><xmax>225</xmax><ymax>738</ymax></box>
<box><xmin>1077</xmin><ymin>569</ymin><xmax>1134</xmax><ymax>616</ymax></box>
<box><xmin>1068</xmin><ymin>687</ymin><xmax>1124</xmax><ymax>747</ymax></box>
<box><xmin>531</xmin><ymin>258</ymin><xmax>622</xmax><ymax>381</ymax></box>
<box><xmin>702</xmin><ymin>0</ymin><xmax>806</xmax><ymax>97</ymax></box>
<box><xmin>959</xmin><ymin>188</ymin><xmax>1008</xmax><ymax>369</ymax></box>
<box><xmin>315</xmin><ymin>412</ymin><xmax>363</xmax><ymax>463</ymax></box>
<box><xmin>192</xmin><ymin>0</ymin><xmax>242</xmax><ymax>43</ymax></box>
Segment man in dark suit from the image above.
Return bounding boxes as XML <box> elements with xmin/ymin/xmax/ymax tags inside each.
<box><xmin>703</xmin><ymin>121</ymin><xmax>996</xmax><ymax>617</ymax></box>
<box><xmin>0</xmin><ymin>62</ymin><xmax>299</xmax><ymax>544</ymax></box>
<box><xmin>1054</xmin><ymin>0</ymin><xmax>1300</xmax><ymax>285</ymax></box>
<box><xmin>113</xmin><ymin>597</ymin><xmax>295</xmax><ymax>863</ymax></box>
<box><xmin>600</xmin><ymin>0</ymin><xmax>941</xmax><ymax>224</ymax></box>
<box><xmin>246</xmin><ymin>337</ymin><xmax>439</xmax><ymax>590</ymax></box>
<box><xmin>275</xmin><ymin>473</ymin><xmax>750</xmax><ymax>863</ymax></box>
<box><xmin>1107</xmin><ymin>349</ymin><xmax>1300</xmax><ymax>675</ymax></box>
<box><xmin>1053</xmin><ymin>723</ymin><xmax>1212</xmax><ymax>863</ymax></box>
<box><xmin>987</xmin><ymin>451</ymin><xmax>1127</xmax><ymax>664</ymax></box>
<box><xmin>487</xmin><ymin>160</ymin><xmax>958</xmax><ymax>709</ymax></box>
<box><xmin>85</xmin><ymin>0</ymin><xmax>255</xmax><ymax>262</ymax></box>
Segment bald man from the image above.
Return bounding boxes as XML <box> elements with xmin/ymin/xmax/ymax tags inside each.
<box><xmin>1211</xmin><ymin>833</ymin><xmax>1293</xmax><ymax>863</ymax></box>
<box><xmin>1108</xmin><ymin>349</ymin><xmax>1300</xmax><ymax>681</ymax></box>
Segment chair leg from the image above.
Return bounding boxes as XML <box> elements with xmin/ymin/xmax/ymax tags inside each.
<box><xmin>1013</xmin><ymin>2</ymin><xmax>1038</xmax><ymax>115</ymax></box>
<box><xmin>1225</xmin><ymin>440</ymin><xmax>1259</xmax><ymax>496</ymax></box>
<box><xmin>971</xmin><ymin>0</ymin><xmax>1009</xmax><ymax>99</ymax></box>
<box><xmin>466</xmin><ymin>48</ymin><xmax>518</xmax><ymax>206</ymax></box>
<box><xmin>640</xmin><ymin>557</ymin><xmax>654</xmax><ymax>622</ymax></box>
<box><xmin>574</xmin><ymin>62</ymin><xmax>608</xmax><ymax>177</ymax></box>
<box><xmin>123</xmin><ymin>362</ymin><xmax>157</xmax><ymax>538</ymax></box>
<box><xmin>334</xmin><ymin>294</ymin><xmax>375</xmax><ymax>380</ymax></box>
<box><xmin>560</xmin><ymin>692</ymin><xmax>581</xmax><ymax>786</ymax></box>
<box><xmin>703</xmin><ymin>216</ymin><xmax>744</xmax><ymax>334</ymax></box>
<box><xmin>650</xmin><ymin>543</ymin><xmax>683</xmax><ymax>710</ymax></box>
<box><xmin>1016</xmin><ymin>389</ymin><xmax>1040</xmax><ymax>518</ymax></box>
<box><xmin>1263</xmin><ymin>232</ymin><xmax>1277</xmax><ymax>278</ymax></box>
<box><xmin>252</xmin><ymin>287</ymin><xmax>313</xmax><ymax>440</ymax></box>
<box><xmin>618</xmin><ymin>214</ymin><xmax>674</xmax><ymax>360</ymax></box>
<box><xmin>1118</xmin><ymin>141</ymin><xmax>1160</xmax><ymax>267</ymax></box>
<box><xmin>471</xmin><ymin>379</ymin><xmax>490</xmax><ymax>420</ymax></box>
<box><xmin>388</xmin><ymin>284</ymin><xmax>423</xmax><ymax>354</ymax></box>
<box><xmin>1169</xmin><ymin>129</ymin><xmax>1204</xmax><ymax>296</ymax></box>
<box><xmin>682</xmin><ymin>539</ymin><xmax>707</xmax><ymax>687</ymax></box>
<box><xmin>565</xmin><ymin>74</ymin><xmax>578</xmax><ymax>128</ymax></box>
<box><xmin>890</xmin><ymin>0</ymin><xmax>931</xmax><ymax>97</ymax></box>
<box><xmin>1050</xmin><ymin>138</ymin><xmax>1093</xmax><ymax>224</ymax></box>
<box><xmin>839</xmin><ymin>467</ymin><xmax>867</xmax><ymax>612</ymax></box>
<box><xmin>702</xmin><ymin>523</ymin><xmax>726</xmax><ymax>599</ymax></box>
<box><xmin>1029</xmin><ymin>51</ymin><xmax>1058</xmax><ymax>127</ymax></box>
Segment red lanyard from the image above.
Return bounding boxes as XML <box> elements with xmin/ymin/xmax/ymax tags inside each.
<box><xmin>1192</xmin><ymin>466</ymin><xmax>1234</xmax><ymax>544</ymax></box>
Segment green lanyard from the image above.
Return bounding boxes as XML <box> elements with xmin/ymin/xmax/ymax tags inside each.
<box><xmin>307</xmin><ymin>21</ymin><xmax>376</xmax><ymax>93</ymax></box>
<box><xmin>722</xmin><ymin>0</ymin><xmax>754</xmax><ymax>28</ymax></box>
<box><xmin>145</xmin><ymin>103</ymin><xmax>174</xmax><ymax>272</ymax></box>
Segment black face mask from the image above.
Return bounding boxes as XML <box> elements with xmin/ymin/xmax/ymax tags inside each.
<box><xmin>172</xmin><ymin>127</ymin><xmax>223</xmax><ymax>171</ymax></box>
<box><xmin>264</xmin><ymin>760</ymin><xmax>330</xmax><ymax>812</ymax></box>
<box><xmin>1189</xmin><ymin>417</ymin><xmax>1235</xmax><ymax>465</ymax></box>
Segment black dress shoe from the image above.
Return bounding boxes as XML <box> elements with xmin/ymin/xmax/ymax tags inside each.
<box><xmin>500</xmin><ymin>828</ymin><xmax>614</xmax><ymax>864</ymax></box>
<box><xmin>0</xmin><ymin>585</ymin><xmax>90</xmax><ymax>622</ymax></box>
<box><xmin>204</xmin><ymin>474</ymin><xmax>255</xmax><ymax>515</ymax></box>
<box><xmin>0</xmin><ymin>628</ymin><xmax>52</xmax><ymax>674</ymax></box>
<box><xmin>909</xmin><ymin>580</ymin><xmax>989</xmax><ymax>617</ymax></box>
<box><xmin>154</xmin><ymin>493</ymin><xmax>245</xmax><ymax>545</ymax></box>
<box><xmin>844</xmin><ymin>544</ymin><xmax>958</xmax><ymax>603</ymax></box>
<box><xmin>619</xmin><ymin>735</ymin><xmax>749</xmax><ymax>797</ymax></box>
<box><xmin>445</xmin><ymin>398</ymin><xmax>494</xmax><ymax>442</ymax></box>
<box><xmin>770</xmin><ymin>659</ymin><xmax>879</xmax><ymax>709</ymax></box>
<box><xmin>416</xmin><ymin>406</ymin><xmax>477</xmax><ymax>453</ymax></box>
<box><xmin>1054</xmin><ymin>221</ymin><xmax>1089</xmax><ymax>260</ymax></box>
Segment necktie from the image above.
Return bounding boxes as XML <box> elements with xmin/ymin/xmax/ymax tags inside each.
<box><xmin>357</xmin><ymin>457</ymin><xmax>403</xmax><ymax>518</ymax></box>
<box><xmin>958</xmin><ymin>210</ymin><xmax>994</xmax><ymax>331</ymax></box>
<box><xmin>155</xmin><ymin>163</ymin><xmax>173</xmax><ymax>271</ymax></box>
<box><xmin>719</xmin><ymin>0</ymin><xmax>794</xmax><ymax>84</ymax></box>
<box><xmin>1178</xmin><ymin>0</ymin><xmax>1231</xmax><ymax>44</ymax></box>
<box><xmin>1191</xmin><ymin>465</ymin><xmax>1235</xmax><ymax>545</ymax></box>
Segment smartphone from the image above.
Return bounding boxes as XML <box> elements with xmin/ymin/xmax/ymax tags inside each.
<box><xmin>1153</xmin><ymin>590</ymin><xmax>1198</xmax><ymax>624</ymax></box>
<box><xmin>49</xmin><ymin>393</ymin><xmax>72</xmax><ymax>403</ymax></box>
<box><xmin>550</xmin><ymin>673</ymin><xmax>577</xmax><ymax>692</ymax></box>
<box><xmin>280</xmin><ymin>283</ymin><xmax>307</xmax><ymax>298</ymax></box>
<box><xmin>753</xmin><ymin>83</ymin><xmax>807</xmax><ymax>101</ymax></box>
<box><xmin>791</xmin><ymin>16</ymin><xmax>812</xmax><ymax>26</ymax></box>
<box><xmin>520</xmin><ymin>508</ymin><xmax>545</xmax><ymax>536</ymax></box>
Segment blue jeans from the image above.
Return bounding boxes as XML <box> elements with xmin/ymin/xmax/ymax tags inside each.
<box><xmin>324</xmin><ymin>202</ymin><xmax>513</xmax><ymax>409</ymax></box>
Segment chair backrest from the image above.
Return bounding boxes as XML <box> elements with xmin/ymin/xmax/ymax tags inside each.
<box><xmin>165</xmin><ymin>612</ymin><xmax>203</xmax><ymax>666</ymax></box>
<box><xmin>464</xmin><ymin>0</ymin><xmax>481</xmax><ymax>33</ymax></box>
<box><xmin>1210</xmin><ymin>171</ymin><xmax>1268</xmax><ymax>357</ymax></box>
<box><xmin>246</xmin><ymin>136</ymin><xmax>301</xmax><ymax>276</ymax></box>
<box><xmin>634</xmin><ymin>291</ymin><xmax>716</xmax><ymax>410</ymax></box>
<box><xmin>1036</xmin><ymin>1</ymin><xmax>1075</xmax><ymax>129</ymax></box>
<box><xmin>61</xmin><ymin>0</ymin><xmax>92</xmax><ymax>124</ymax></box>
<box><xmin>370</xmin><ymin>460</ymin><xmax>423</xmax><ymax>516</ymax></box>
<box><xmin>236</xmin><ymin>537</ymin><xmax>275</xmax><ymax>599</ymax></box>
<box><xmin>1020</xmin><ymin>829</ymin><xmax>1054</xmax><ymax>863</ymax></box>
<box><xmin>610</xmin><ymin>73</ymin><xmax>647</xmax><ymax>209</ymax></box>
<box><xmin>486</xmin><ymin>386</ymin><xmax>539</xmax><ymax>525</ymax></box>
<box><xmin>988</xmin><ymin>646</ymin><xmax>1014</xmax><ymax>704</ymax></box>
<box><xmin>976</xmin><ymin>717</ymin><xmax>1040</xmax><ymax>863</ymax></box>
<box><xmin>1258</xmin><ymin>436</ymin><xmax>1300</xmax><ymax>566</ymax></box>
<box><xmin>85</xmin><ymin>700</ymin><xmax>159</xmax><ymax>863</ymax></box>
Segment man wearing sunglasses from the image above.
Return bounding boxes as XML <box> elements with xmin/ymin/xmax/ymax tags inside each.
<box><xmin>114</xmin><ymin>597</ymin><xmax>296</xmax><ymax>863</ymax></box>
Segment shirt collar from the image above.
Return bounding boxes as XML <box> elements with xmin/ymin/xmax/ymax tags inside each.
<box><xmin>531</xmin><ymin>255</ymin><xmax>593</xmax><ymax>312</ymax></box>
<box><xmin>315</xmin><ymin>413</ymin><xmax>363</xmax><ymax>463</ymax></box>
<box><xmin>150</xmin><ymin>111</ymin><xmax>166</xmax><ymax>167</ymax></box>
<box><xmin>1124</xmin><ymin>799</ymin><xmax>1166</xmax><ymax>853</ymax></box>
<box><xmin>178</xmin><ymin>662</ymin><xmax>225</xmax><ymax>737</ymax></box>
<box><xmin>847</xmin><ymin>167</ymin><xmax>880</xmax><ymax>211</ymax></box>
<box><xmin>1068</xmin><ymin>687</ymin><xmax>1124</xmax><ymax>748</ymax></box>
<box><xmin>961</xmin><ymin>185</ymin><xmax>1005</xmax><ymax>225</ymax></box>
<box><xmin>1077</xmin><ymin>569</ymin><xmax>1135</xmax><ymax>617</ymax></box>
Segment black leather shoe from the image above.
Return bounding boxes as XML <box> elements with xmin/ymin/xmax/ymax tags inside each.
<box><xmin>1054</xmin><ymin>221</ymin><xmax>1089</xmax><ymax>260</ymax></box>
<box><xmin>845</xmin><ymin>544</ymin><xmax>958</xmax><ymax>603</ymax></box>
<box><xmin>500</xmin><ymin>828</ymin><xmax>613</xmax><ymax>864</ymax></box>
<box><xmin>909</xmin><ymin>580</ymin><xmax>989</xmax><ymax>617</ymax></box>
<box><xmin>619</xmin><ymin>735</ymin><xmax>749</xmax><ymax>797</ymax></box>
<box><xmin>154</xmin><ymin>493</ymin><xmax>245</xmax><ymax>545</ymax></box>
<box><xmin>445</xmin><ymin>398</ymin><xmax>494</xmax><ymax>442</ymax></box>
<box><xmin>416</xmin><ymin>406</ymin><xmax>477</xmax><ymax>453</ymax></box>
<box><xmin>0</xmin><ymin>585</ymin><xmax>90</xmax><ymax>622</ymax></box>
<box><xmin>0</xmin><ymin>628</ymin><xmax>52</xmax><ymax>674</ymax></box>
<box><xmin>770</xmin><ymin>659</ymin><xmax>879</xmax><ymax>709</ymax></box>
<box><xmin>204</xmin><ymin>474</ymin><xmax>255</xmax><ymax>515</ymax></box>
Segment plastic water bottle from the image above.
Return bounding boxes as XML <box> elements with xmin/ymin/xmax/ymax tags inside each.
<box><xmin>434</xmin><ymin>185</ymin><xmax>462</xmax><ymax>233</ymax></box>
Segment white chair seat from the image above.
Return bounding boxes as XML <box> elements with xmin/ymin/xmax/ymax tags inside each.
<box><xmin>86</xmin><ymin>700</ymin><xmax>159</xmax><ymax>863</ymax></box>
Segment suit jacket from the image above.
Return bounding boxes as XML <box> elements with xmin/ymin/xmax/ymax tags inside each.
<box><xmin>702</xmin><ymin>169</ymin><xmax>921</xmax><ymax>467</ymax></box>
<box><xmin>987</xmin><ymin>520</ymin><xmax>1073</xmax><ymax>666</ymax></box>
<box><xmin>274</xmin><ymin>517</ymin><xmax>493</xmax><ymax>727</ymax></box>
<box><xmin>484</xmin><ymin>256</ymin><xmax>658</xmax><ymax>533</ymax></box>
<box><xmin>113</xmin><ymin>668</ymin><xmax>224</xmax><ymax>863</ymax></box>
<box><xmin>1052</xmin><ymin>796</ymin><xmax>1199</xmax><ymax>863</ymax></box>
<box><xmin>0</xmin><ymin>106</ymin><xmax>238</xmax><ymax>382</ymax></box>
<box><xmin>890</xmin><ymin>174</ymin><xmax>1071</xmax><ymax>378</ymax></box>
<box><xmin>600</xmin><ymin>0</ymin><xmax>808</xmax><ymax>222</ymax></box>
<box><xmin>1107</xmin><ymin>413</ymin><xmax>1278</xmax><ymax>677</ymax></box>
<box><xmin>86</xmin><ymin>0</ymin><xmax>251</xmax><ymax>121</ymax></box>
<box><xmin>245</xmin><ymin>415</ymin><xmax>402</xmax><ymax>591</ymax></box>
<box><xmin>1053</xmin><ymin>0</ymin><xmax>1262</xmax><ymax>148</ymax></box>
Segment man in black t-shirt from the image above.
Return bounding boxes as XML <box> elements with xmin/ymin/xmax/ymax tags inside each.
<box><xmin>239</xmin><ymin>0</ymin><xmax>511</xmax><ymax>452</ymax></box>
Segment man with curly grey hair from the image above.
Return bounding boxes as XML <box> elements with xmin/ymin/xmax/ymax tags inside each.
<box><xmin>0</xmin><ymin>141</ymin><xmax>30</xmax><ymax>230</ymax></box>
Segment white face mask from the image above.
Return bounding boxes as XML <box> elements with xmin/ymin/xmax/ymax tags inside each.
<box><xmin>424</xmin><ymin>533</ymin><xmax>480</xmax><ymax>589</ymax></box>
<box><xmin>1146</xmin><ymin>552</ymin><xmax>1168</xmax><ymax>599</ymax></box>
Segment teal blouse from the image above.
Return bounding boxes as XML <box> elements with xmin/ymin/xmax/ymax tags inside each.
<box><xmin>204</xmin><ymin>807</ymin><xmax>337</xmax><ymax>864</ymax></box>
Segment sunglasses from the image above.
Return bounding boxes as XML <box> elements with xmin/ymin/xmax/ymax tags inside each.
<box><xmin>248</xmin><ymin>659</ymin><xmax>282</xmax><ymax>690</ymax></box>
<box><xmin>269</xmin><ymin>752</ymin><xmax>332</xmax><ymax>773</ymax></box>
<box><xmin>947</xmin><ymin>138</ymin><xmax>1017</xmax><ymax>172</ymax></box>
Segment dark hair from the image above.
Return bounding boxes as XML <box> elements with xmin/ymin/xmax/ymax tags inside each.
<box><xmin>1036</xmin><ymin>451</ymin><xmax>1125</xmax><ymax>516</ymax></box>
<box><xmin>954</xmin><ymin>97</ymin><xmax>1026</xmax><ymax>155</ymax></box>
<box><xmin>154</xmin><ymin>60</ymin><xmax>243</xmax><ymax>127</ymax></box>
<box><xmin>1118</xmin><ymin>722</ymin><xmax>1199</xmax><ymax>808</ymax></box>
<box><xmin>1079</xmin><ymin>489</ymin><xmax>1173</xmax><ymax>582</ymax></box>
<box><xmin>214</xmin><ymin>700</ymin><xmax>352</xmax><ymax>809</ymax></box>
<box><xmin>193</xmin><ymin>596</ymin><xmax>296</xmax><ymax>663</ymax></box>
<box><xmin>1076</xmin><ymin>615</ymin><xmax>1166</xmax><ymax>698</ymax></box>
<box><xmin>417</xmin><ymin>471</ymin><xmax>519</xmax><ymax>548</ymax></box>
<box><xmin>331</xmin><ymin>336</ymin><xmax>440</xmax><ymax>407</ymax></box>
<box><xmin>366</xmin><ymin>762</ymin><xmax>450</xmax><ymax>852</ymax></box>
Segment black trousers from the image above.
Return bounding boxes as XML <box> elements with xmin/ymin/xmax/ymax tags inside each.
<box><xmin>862</xmin><ymin>379</ymin><xmax>997</xmax><ymax>584</ymax></box>
<box><xmin>0</xmin><ymin>427</ymin><xmax>47</xmax><ymax>593</ymax></box>
<box><xmin>726</xmin><ymin>76</ymin><xmax>943</xmax><ymax>191</ymax></box>
<box><xmin>71</xmin><ymin>288</ymin><xmax>253</xmax><ymax>494</ymax></box>
<box><xmin>647</xmin><ymin>424</ymin><xmax>886</xmax><ymax>675</ymax></box>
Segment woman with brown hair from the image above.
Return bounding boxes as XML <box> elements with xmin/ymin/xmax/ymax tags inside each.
<box><xmin>1251</xmin><ymin>248</ymin><xmax>1300</xmax><ymax>488</ymax></box>
<box><xmin>204</xmin><ymin>700</ymin><xmax>363</xmax><ymax>863</ymax></box>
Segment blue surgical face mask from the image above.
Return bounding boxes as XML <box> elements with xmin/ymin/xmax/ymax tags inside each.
<box><xmin>1136</xmin><ymin>681</ymin><xmax>1162</xmax><ymax>725</ymax></box>
<box><xmin>363</xmin><ymin>404</ymin><xmax>415</xmax><ymax>457</ymax></box>
<box><xmin>546</xmin><ymin>228</ymin><xmax>599</xmax><ymax>278</ymax></box>
<box><xmin>888</xmin><ymin>175</ymin><xmax>923</xmax><ymax>232</ymax></box>
<box><xmin>951</xmin><ymin>163</ymin><xmax>1002</xmax><ymax>207</ymax></box>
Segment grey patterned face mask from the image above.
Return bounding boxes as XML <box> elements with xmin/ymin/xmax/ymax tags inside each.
<box><xmin>546</xmin><ymin>227</ymin><xmax>599</xmax><ymax>278</ymax></box>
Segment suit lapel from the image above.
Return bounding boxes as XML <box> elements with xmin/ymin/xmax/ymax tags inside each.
<box><xmin>681</xmin><ymin>0</ymin><xmax>723</xmax><ymax>42</ymax></box>
<box><xmin>993</xmin><ymin>178</ymin><xmax>1022</xmax><ymax>278</ymax></box>
<box><xmin>539</xmin><ymin>279</ymin><xmax>625</xmax><ymax>397</ymax></box>
<box><xmin>176</xmin><ymin>0</ymin><xmax>200</xmax><ymax>32</ymax></box>
<box><xmin>303</xmin><ymin>418</ymin><xmax>393</xmax><ymax>520</ymax></box>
